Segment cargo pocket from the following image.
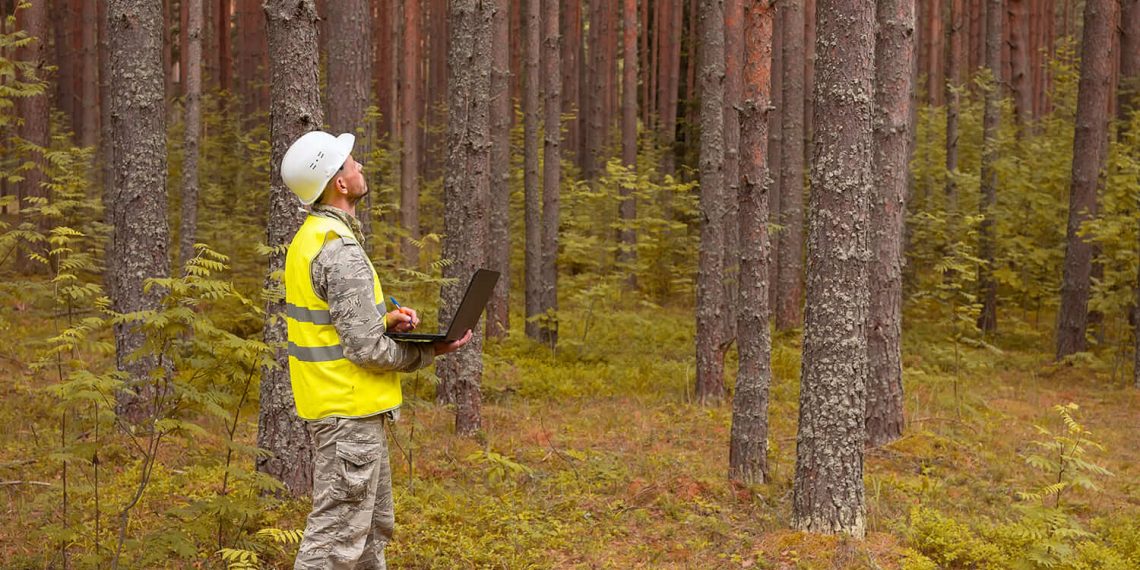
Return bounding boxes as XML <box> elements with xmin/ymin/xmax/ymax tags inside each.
<box><xmin>332</xmin><ymin>441</ymin><xmax>382</xmax><ymax>502</ymax></box>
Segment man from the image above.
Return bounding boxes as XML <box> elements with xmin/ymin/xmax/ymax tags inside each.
<box><xmin>280</xmin><ymin>130</ymin><xmax>472</xmax><ymax>569</ymax></box>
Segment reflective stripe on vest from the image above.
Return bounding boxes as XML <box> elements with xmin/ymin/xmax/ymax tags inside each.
<box><xmin>284</xmin><ymin>215</ymin><xmax>402</xmax><ymax>420</ymax></box>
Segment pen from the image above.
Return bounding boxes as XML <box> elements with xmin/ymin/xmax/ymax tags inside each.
<box><xmin>389</xmin><ymin>296</ymin><xmax>401</xmax><ymax>309</ymax></box>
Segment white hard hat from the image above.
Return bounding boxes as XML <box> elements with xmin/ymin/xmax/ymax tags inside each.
<box><xmin>281</xmin><ymin>131</ymin><xmax>356</xmax><ymax>205</ymax></box>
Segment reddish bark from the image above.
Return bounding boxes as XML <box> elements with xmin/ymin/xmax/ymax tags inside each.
<box><xmin>400</xmin><ymin>0</ymin><xmax>422</xmax><ymax>266</ymax></box>
<box><xmin>563</xmin><ymin>0</ymin><xmax>582</xmax><ymax>163</ymax></box>
<box><xmin>928</xmin><ymin>0</ymin><xmax>945</xmax><ymax>106</ymax></box>
<box><xmin>1009</xmin><ymin>0</ymin><xmax>1033</xmax><ymax>127</ymax></box>
<box><xmin>619</xmin><ymin>0</ymin><xmax>638</xmax><ymax>272</ymax></box>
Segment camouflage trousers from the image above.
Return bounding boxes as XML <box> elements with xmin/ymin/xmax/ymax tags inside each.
<box><xmin>295</xmin><ymin>414</ymin><xmax>395</xmax><ymax>570</ymax></box>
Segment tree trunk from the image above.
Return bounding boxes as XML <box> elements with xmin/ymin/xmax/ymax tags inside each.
<box><xmin>108</xmin><ymin>0</ymin><xmax>172</xmax><ymax>422</ymax></box>
<box><xmin>729</xmin><ymin>0</ymin><xmax>773</xmax><ymax>485</ymax></box>
<box><xmin>977</xmin><ymin>0</ymin><xmax>1001</xmax><ymax>333</ymax></box>
<box><xmin>260</xmin><ymin>0</ymin><xmax>322</xmax><ymax>496</ymax></box>
<box><xmin>644</xmin><ymin>0</ymin><xmax>654</xmax><ymax>126</ymax></box>
<box><xmin>180</xmin><ymin>0</ymin><xmax>203</xmax><ymax>270</ymax></box>
<box><xmin>327</xmin><ymin>0</ymin><xmax>372</xmax><ymax>233</ymax></box>
<box><xmin>53</xmin><ymin>0</ymin><xmax>76</xmax><ymax>132</ymax></box>
<box><xmin>400</xmin><ymin>0</ymin><xmax>422</xmax><ymax>266</ymax></box>
<box><xmin>946</xmin><ymin>0</ymin><xmax>964</xmax><ymax>205</ymax></box>
<box><xmin>524</xmin><ymin>0</ymin><xmax>542</xmax><ymax>342</ymax></box>
<box><xmin>722</xmin><ymin>0</ymin><xmax>742</xmax><ymax>344</ymax></box>
<box><xmin>658</xmin><ymin>0</ymin><xmax>682</xmax><ymax>175</ymax></box>
<box><xmin>17</xmin><ymin>0</ymin><xmax>50</xmax><ymax>275</ymax></box>
<box><xmin>375</xmin><ymin>0</ymin><xmax>395</xmax><ymax>139</ymax></box>
<box><xmin>695</xmin><ymin>0</ymin><xmax>727</xmax><ymax>404</ymax></box>
<box><xmin>803</xmin><ymin>0</ymin><xmax>815</xmax><ymax>145</ymax></box>
<box><xmin>867</xmin><ymin>0</ymin><xmax>915</xmax><ymax>449</ymax></box>
<box><xmin>80</xmin><ymin>0</ymin><xmax>99</xmax><ymax>148</ymax></box>
<box><xmin>426</xmin><ymin>0</ymin><xmax>449</xmax><ymax>185</ymax></box>
<box><xmin>218</xmin><ymin>0</ymin><xmax>233</xmax><ymax>91</ymax></box>
<box><xmin>1056</xmin><ymin>0</ymin><xmax>1116</xmax><ymax>359</ymax></box>
<box><xmin>619</xmin><ymin>0</ymin><xmax>637</xmax><ymax>275</ymax></box>
<box><xmin>1120</xmin><ymin>0</ymin><xmax>1139</xmax><ymax>120</ymax></box>
<box><xmin>928</xmin><ymin>0</ymin><xmax>944</xmax><ymax>106</ymax></box>
<box><xmin>792</xmin><ymin>0</ymin><xmax>873</xmax><ymax>537</ymax></box>
<box><xmin>562</xmin><ymin>0</ymin><xmax>581</xmax><ymax>165</ymax></box>
<box><xmin>237</xmin><ymin>0</ymin><xmax>268</xmax><ymax>119</ymax></box>
<box><xmin>100</xmin><ymin>0</ymin><xmax>114</xmax><ymax>241</ymax></box>
<box><xmin>486</xmin><ymin>0</ymin><xmax>511</xmax><ymax>340</ymax></box>
<box><xmin>1009</xmin><ymin>0</ymin><xmax>1033</xmax><ymax>127</ymax></box>
<box><xmin>768</xmin><ymin>3</ymin><xmax>782</xmax><ymax>310</ymax></box>
<box><xmin>438</xmin><ymin>0</ymin><xmax>492</xmax><ymax>435</ymax></box>
<box><xmin>969</xmin><ymin>0</ymin><xmax>983</xmax><ymax>76</ymax></box>
<box><xmin>538</xmin><ymin>0</ymin><xmax>562</xmax><ymax>347</ymax></box>
<box><xmin>776</xmin><ymin>0</ymin><xmax>805</xmax><ymax>331</ymax></box>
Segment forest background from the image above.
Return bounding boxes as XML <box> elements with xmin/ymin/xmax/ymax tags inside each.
<box><xmin>0</xmin><ymin>0</ymin><xmax>1139</xmax><ymax>568</ymax></box>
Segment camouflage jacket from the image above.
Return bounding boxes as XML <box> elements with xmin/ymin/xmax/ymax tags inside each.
<box><xmin>309</xmin><ymin>204</ymin><xmax>434</xmax><ymax>374</ymax></box>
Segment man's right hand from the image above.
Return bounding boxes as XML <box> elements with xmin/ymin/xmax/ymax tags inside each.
<box><xmin>433</xmin><ymin>330</ymin><xmax>473</xmax><ymax>356</ymax></box>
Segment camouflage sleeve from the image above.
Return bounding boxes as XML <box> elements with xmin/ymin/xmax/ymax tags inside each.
<box><xmin>312</xmin><ymin>239</ymin><xmax>435</xmax><ymax>373</ymax></box>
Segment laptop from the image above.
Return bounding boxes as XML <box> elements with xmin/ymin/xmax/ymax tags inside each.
<box><xmin>385</xmin><ymin>269</ymin><xmax>500</xmax><ymax>342</ymax></box>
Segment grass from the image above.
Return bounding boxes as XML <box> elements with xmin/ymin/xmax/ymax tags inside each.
<box><xmin>1</xmin><ymin>291</ymin><xmax>1138</xmax><ymax>568</ymax></box>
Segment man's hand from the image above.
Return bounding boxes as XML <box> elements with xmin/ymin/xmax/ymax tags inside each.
<box><xmin>433</xmin><ymin>330</ymin><xmax>473</xmax><ymax>356</ymax></box>
<box><xmin>384</xmin><ymin>307</ymin><xmax>419</xmax><ymax>332</ymax></box>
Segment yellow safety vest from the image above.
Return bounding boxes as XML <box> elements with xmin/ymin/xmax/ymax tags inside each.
<box><xmin>284</xmin><ymin>214</ymin><xmax>402</xmax><ymax>420</ymax></box>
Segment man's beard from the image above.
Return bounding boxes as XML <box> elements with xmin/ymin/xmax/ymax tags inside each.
<box><xmin>349</xmin><ymin>185</ymin><xmax>370</xmax><ymax>205</ymax></box>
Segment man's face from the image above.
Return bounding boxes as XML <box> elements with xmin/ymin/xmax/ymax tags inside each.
<box><xmin>336</xmin><ymin>155</ymin><xmax>369</xmax><ymax>203</ymax></box>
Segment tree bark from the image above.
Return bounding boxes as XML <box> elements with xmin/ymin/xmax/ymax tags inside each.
<box><xmin>400</xmin><ymin>0</ymin><xmax>422</xmax><ymax>266</ymax></box>
<box><xmin>100</xmin><ymin>0</ymin><xmax>114</xmax><ymax>248</ymax></box>
<box><xmin>426</xmin><ymin>0</ymin><xmax>449</xmax><ymax>185</ymax></box>
<box><xmin>946</xmin><ymin>0</ymin><xmax>964</xmax><ymax>205</ymax></box>
<box><xmin>695</xmin><ymin>0</ymin><xmax>727</xmax><ymax>404</ymax></box>
<box><xmin>260</xmin><ymin>0</ymin><xmax>321</xmax><ymax>495</ymax></box>
<box><xmin>803</xmin><ymin>0</ymin><xmax>815</xmax><ymax>144</ymax></box>
<box><xmin>539</xmin><ymin>0</ymin><xmax>561</xmax><ymax>347</ymax></box>
<box><xmin>237</xmin><ymin>0</ymin><xmax>268</xmax><ymax>119</ymax></box>
<box><xmin>108</xmin><ymin>0</ymin><xmax>172</xmax><ymax>421</ymax></box>
<box><xmin>17</xmin><ymin>0</ymin><xmax>50</xmax><ymax>275</ymax></box>
<box><xmin>1120</xmin><ymin>0</ymin><xmax>1139</xmax><ymax>120</ymax></box>
<box><xmin>218</xmin><ymin>0</ymin><xmax>233</xmax><ymax>91</ymax></box>
<box><xmin>792</xmin><ymin>0</ymin><xmax>873</xmax><ymax>538</ymax></box>
<box><xmin>928</xmin><ymin>0</ymin><xmax>944</xmax><ymax>106</ymax></box>
<box><xmin>438</xmin><ymin>0</ymin><xmax>492</xmax><ymax>435</ymax></box>
<box><xmin>374</xmin><ymin>0</ymin><xmax>395</xmax><ymax>139</ymax></box>
<box><xmin>658</xmin><ymin>0</ymin><xmax>682</xmax><ymax>175</ymax></box>
<box><xmin>1056</xmin><ymin>0</ymin><xmax>1116</xmax><ymax>359</ymax></box>
<box><xmin>969</xmin><ymin>0</ymin><xmax>983</xmax><ymax>76</ymax></box>
<box><xmin>52</xmin><ymin>0</ymin><xmax>76</xmax><ymax>132</ymax></box>
<box><xmin>768</xmin><ymin>3</ymin><xmax>782</xmax><ymax>310</ymax></box>
<box><xmin>179</xmin><ymin>0</ymin><xmax>203</xmax><ymax>270</ymax></box>
<box><xmin>776</xmin><ymin>0</ymin><xmax>805</xmax><ymax>331</ymax></box>
<box><xmin>619</xmin><ymin>0</ymin><xmax>637</xmax><ymax>275</ymax></box>
<box><xmin>1009</xmin><ymin>0</ymin><xmax>1033</xmax><ymax>127</ymax></box>
<box><xmin>867</xmin><ymin>0</ymin><xmax>915</xmax><ymax>449</ymax></box>
<box><xmin>722</xmin><ymin>0</ymin><xmax>742</xmax><ymax>343</ymax></box>
<box><xmin>487</xmin><ymin>0</ymin><xmax>511</xmax><ymax>340</ymax></box>
<box><xmin>729</xmin><ymin>0</ymin><xmax>773</xmax><ymax>485</ymax></box>
<box><xmin>977</xmin><ymin>0</ymin><xmax>1002</xmax><ymax>333</ymax></box>
<box><xmin>524</xmin><ymin>0</ymin><xmax>542</xmax><ymax>342</ymax></box>
<box><xmin>327</xmin><ymin>0</ymin><xmax>372</xmax><ymax>233</ymax></box>
<box><xmin>562</xmin><ymin>0</ymin><xmax>582</xmax><ymax>165</ymax></box>
<box><xmin>80</xmin><ymin>0</ymin><xmax>99</xmax><ymax>148</ymax></box>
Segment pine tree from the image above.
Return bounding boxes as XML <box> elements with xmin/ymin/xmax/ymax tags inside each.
<box><xmin>695</xmin><ymin>0</ymin><xmax>727</xmax><ymax>404</ymax></box>
<box><xmin>108</xmin><ymin>0</ymin><xmax>172</xmax><ymax>421</ymax></box>
<box><xmin>776</xmin><ymin>0</ymin><xmax>805</xmax><ymax>331</ymax></box>
<box><xmin>977</xmin><ymin>0</ymin><xmax>1002</xmax><ymax>333</ymax></box>
<box><xmin>326</xmin><ymin>0</ymin><xmax>373</xmax><ymax>233</ymax></box>
<box><xmin>179</xmin><ymin>0</ymin><xmax>202</xmax><ymax>269</ymax></box>
<box><xmin>486</xmin><ymin>0</ymin><xmax>512</xmax><ymax>339</ymax></box>
<box><xmin>438</xmin><ymin>0</ymin><xmax>492</xmax><ymax>435</ymax></box>
<box><xmin>15</xmin><ymin>0</ymin><xmax>48</xmax><ymax>275</ymax></box>
<box><xmin>1057</xmin><ymin>0</ymin><xmax>1116</xmax><ymax>358</ymax></box>
<box><xmin>523</xmin><ymin>0</ymin><xmax>542</xmax><ymax>342</ymax></box>
<box><xmin>792</xmin><ymin>0</ymin><xmax>873</xmax><ymax>537</ymax></box>
<box><xmin>259</xmin><ymin>0</ymin><xmax>322</xmax><ymax>495</ymax></box>
<box><xmin>619</xmin><ymin>0</ymin><xmax>637</xmax><ymax>276</ymax></box>
<box><xmin>946</xmin><ymin>0</ymin><xmax>964</xmax><ymax>205</ymax></box>
<box><xmin>401</xmin><ymin>0</ymin><xmax>422</xmax><ymax>266</ymax></box>
<box><xmin>866</xmin><ymin>0</ymin><xmax>915</xmax><ymax>448</ymax></box>
<box><xmin>729</xmin><ymin>0</ymin><xmax>773</xmax><ymax>485</ymax></box>
<box><xmin>539</xmin><ymin>0</ymin><xmax>562</xmax><ymax>347</ymax></box>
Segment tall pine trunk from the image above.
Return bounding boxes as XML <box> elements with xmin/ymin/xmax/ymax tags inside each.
<box><xmin>400</xmin><ymin>0</ymin><xmax>422</xmax><ymax>266</ymax></box>
<box><xmin>16</xmin><ymin>0</ymin><xmax>48</xmax><ymax>275</ymax></box>
<box><xmin>179</xmin><ymin>0</ymin><xmax>203</xmax><ymax>269</ymax></box>
<box><xmin>259</xmin><ymin>0</ymin><xmax>321</xmax><ymax>495</ymax></box>
<box><xmin>1056</xmin><ymin>0</ymin><xmax>1116</xmax><ymax>358</ymax></box>
<box><xmin>619</xmin><ymin>0</ymin><xmax>637</xmax><ymax>275</ymax></box>
<box><xmin>767</xmin><ymin>4</ymin><xmax>782</xmax><ymax>310</ymax></box>
<box><xmin>562</xmin><ymin>0</ymin><xmax>582</xmax><ymax>165</ymax></box>
<box><xmin>327</xmin><ymin>0</ymin><xmax>373</xmax><ymax>233</ymax></box>
<box><xmin>946</xmin><ymin>0</ymin><xmax>964</xmax><ymax>205</ymax></box>
<box><xmin>658</xmin><ymin>0</ymin><xmax>682</xmax><ymax>175</ymax></box>
<box><xmin>438</xmin><ymin>0</ymin><xmax>492</xmax><ymax>435</ymax></box>
<box><xmin>866</xmin><ymin>0</ymin><xmax>915</xmax><ymax>449</ymax></box>
<box><xmin>486</xmin><ymin>0</ymin><xmax>511</xmax><ymax>339</ymax></box>
<box><xmin>1121</xmin><ymin>0</ymin><xmax>1139</xmax><ymax>389</ymax></box>
<box><xmin>928</xmin><ymin>0</ymin><xmax>944</xmax><ymax>106</ymax></box>
<box><xmin>729</xmin><ymin>0</ymin><xmax>773</xmax><ymax>485</ymax></box>
<box><xmin>539</xmin><ymin>0</ymin><xmax>561</xmax><ymax>347</ymax></box>
<box><xmin>108</xmin><ymin>0</ymin><xmax>172</xmax><ymax>421</ymax></box>
<box><xmin>80</xmin><ymin>0</ymin><xmax>99</xmax><ymax>148</ymax></box>
<box><xmin>792</xmin><ymin>0</ymin><xmax>873</xmax><ymax>537</ymax></box>
<box><xmin>722</xmin><ymin>0</ymin><xmax>742</xmax><ymax>345</ymax></box>
<box><xmin>776</xmin><ymin>0</ymin><xmax>805</xmax><ymax>331</ymax></box>
<box><xmin>1009</xmin><ymin>0</ymin><xmax>1033</xmax><ymax>128</ymax></box>
<box><xmin>523</xmin><ymin>0</ymin><xmax>542</xmax><ymax>342</ymax></box>
<box><xmin>695</xmin><ymin>0</ymin><xmax>727</xmax><ymax>404</ymax></box>
<box><xmin>977</xmin><ymin>0</ymin><xmax>1002</xmax><ymax>333</ymax></box>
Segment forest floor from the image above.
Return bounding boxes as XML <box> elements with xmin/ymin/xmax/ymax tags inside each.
<box><xmin>2</xmin><ymin>296</ymin><xmax>1139</xmax><ymax>569</ymax></box>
